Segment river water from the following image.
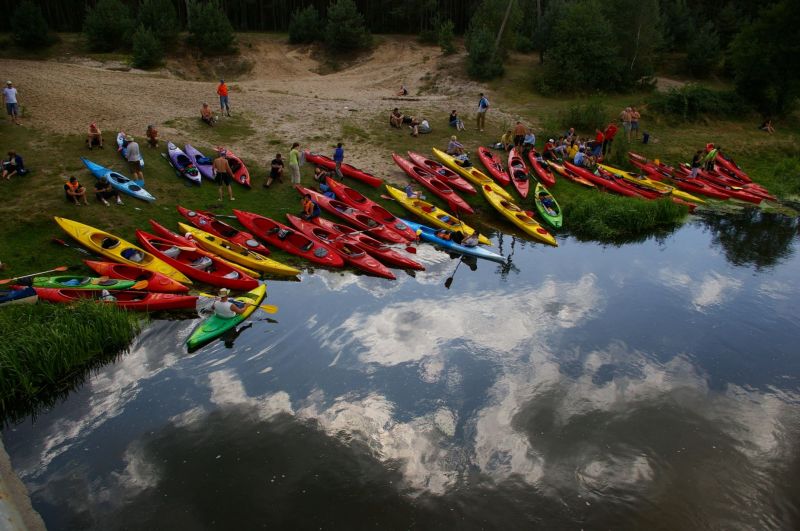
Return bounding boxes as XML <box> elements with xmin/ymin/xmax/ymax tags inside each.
<box><xmin>3</xmin><ymin>210</ymin><xmax>800</xmax><ymax>530</ymax></box>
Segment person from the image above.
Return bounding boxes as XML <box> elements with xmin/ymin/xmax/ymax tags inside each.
<box><xmin>316</xmin><ymin>168</ymin><xmax>336</xmax><ymax>198</ymax></box>
<box><xmin>540</xmin><ymin>193</ymin><xmax>557</xmax><ymax>215</ymax></box>
<box><xmin>447</xmin><ymin>135</ymin><xmax>464</xmax><ymax>156</ymax></box>
<box><xmin>449</xmin><ymin>110</ymin><xmax>465</xmax><ymax>131</ymax></box>
<box><xmin>513</xmin><ymin>121</ymin><xmax>527</xmax><ymax>149</ymax></box>
<box><xmin>590</xmin><ymin>129</ymin><xmax>604</xmax><ymax>158</ymax></box>
<box><xmin>212</xmin><ymin>288</ymin><xmax>245</xmax><ymax>318</ymax></box>
<box><xmin>266</xmin><ymin>153</ymin><xmax>284</xmax><ymax>187</ymax></box>
<box><xmin>620</xmin><ymin>107</ymin><xmax>632</xmax><ymax>141</ymax></box>
<box><xmin>1</xmin><ymin>151</ymin><xmax>24</xmax><ymax>180</ymax></box>
<box><xmin>566</xmin><ymin>139</ymin><xmax>579</xmax><ymax>160</ymax></box>
<box><xmin>573</xmin><ymin>147</ymin><xmax>587</xmax><ymax>167</ymax></box>
<box><xmin>301</xmin><ymin>194</ymin><xmax>320</xmax><ymax>220</ymax></box>
<box><xmin>201</xmin><ymin>103</ymin><xmax>215</xmax><ymax>126</ymax></box>
<box><xmin>64</xmin><ymin>176</ymin><xmax>88</xmax><ymax>205</ymax></box>
<box><xmin>500</xmin><ymin>130</ymin><xmax>514</xmax><ymax>151</ymax></box>
<box><xmin>99</xmin><ymin>289</ymin><xmax>117</xmax><ymax>302</ymax></box>
<box><xmin>390</xmin><ymin>108</ymin><xmax>403</xmax><ymax>128</ymax></box>
<box><xmin>760</xmin><ymin>119</ymin><xmax>775</xmax><ymax>134</ymax></box>
<box><xmin>405</xmin><ymin>182</ymin><xmax>423</xmax><ymax>199</ymax></box>
<box><xmin>565</xmin><ymin>127</ymin><xmax>576</xmax><ymax>143</ymax></box>
<box><xmin>690</xmin><ymin>150</ymin><xmax>703</xmax><ymax>178</ymax></box>
<box><xmin>94</xmin><ymin>176</ymin><xmax>123</xmax><ymax>206</ymax></box>
<box><xmin>476</xmin><ymin>92</ymin><xmax>489</xmax><ymax>132</ymax></box>
<box><xmin>410</xmin><ymin>117</ymin><xmax>430</xmax><ymax>137</ymax></box>
<box><xmin>542</xmin><ymin>138</ymin><xmax>556</xmax><ymax>161</ymax></box>
<box><xmin>124</xmin><ymin>135</ymin><xmax>144</xmax><ymax>181</ymax></box>
<box><xmin>288</xmin><ymin>142</ymin><xmax>301</xmax><ymax>184</ymax></box>
<box><xmin>217</xmin><ymin>79</ymin><xmax>230</xmax><ymax>117</ymax></box>
<box><xmin>213</xmin><ymin>150</ymin><xmax>236</xmax><ymax>201</ymax></box>
<box><xmin>121</xmin><ymin>247</ymin><xmax>144</xmax><ymax>262</ymax></box>
<box><xmin>703</xmin><ymin>144</ymin><xmax>719</xmax><ymax>171</ymax></box>
<box><xmin>630</xmin><ymin>107</ymin><xmax>641</xmax><ymax>139</ymax></box>
<box><xmin>397</xmin><ymin>84</ymin><xmax>408</xmax><ymax>96</ymax></box>
<box><xmin>145</xmin><ymin>124</ymin><xmax>159</xmax><ymax>148</ymax></box>
<box><xmin>553</xmin><ymin>137</ymin><xmax>568</xmax><ymax>159</ymax></box>
<box><xmin>461</xmin><ymin>230</ymin><xmax>480</xmax><ymax>247</ymax></box>
<box><xmin>333</xmin><ymin>142</ymin><xmax>344</xmax><ymax>179</ymax></box>
<box><xmin>3</xmin><ymin>81</ymin><xmax>20</xmax><ymax>125</ymax></box>
<box><xmin>86</xmin><ymin>122</ymin><xmax>103</xmax><ymax>149</ymax></box>
<box><xmin>523</xmin><ymin>131</ymin><xmax>536</xmax><ymax>151</ymax></box>
<box><xmin>602</xmin><ymin>122</ymin><xmax>618</xmax><ymax>156</ymax></box>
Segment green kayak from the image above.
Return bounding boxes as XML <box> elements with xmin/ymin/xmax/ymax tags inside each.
<box><xmin>187</xmin><ymin>284</ymin><xmax>266</xmax><ymax>351</ymax></box>
<box><xmin>532</xmin><ymin>182</ymin><xmax>563</xmax><ymax>229</ymax></box>
<box><xmin>33</xmin><ymin>275</ymin><xmax>139</xmax><ymax>290</ymax></box>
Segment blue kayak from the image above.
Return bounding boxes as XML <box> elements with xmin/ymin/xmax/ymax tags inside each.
<box><xmin>81</xmin><ymin>157</ymin><xmax>156</xmax><ymax>202</ymax></box>
<box><xmin>400</xmin><ymin>218</ymin><xmax>506</xmax><ymax>263</ymax></box>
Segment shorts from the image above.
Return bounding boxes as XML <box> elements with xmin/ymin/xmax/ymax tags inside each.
<box><xmin>128</xmin><ymin>160</ymin><xmax>141</xmax><ymax>172</ymax></box>
<box><xmin>219</xmin><ymin>95</ymin><xmax>229</xmax><ymax>107</ymax></box>
<box><xmin>631</xmin><ymin>121</ymin><xmax>639</xmax><ymax>131</ymax></box>
<box><xmin>514</xmin><ymin>135</ymin><xmax>524</xmax><ymax>145</ymax></box>
<box><xmin>623</xmin><ymin>122</ymin><xmax>632</xmax><ymax>131</ymax></box>
<box><xmin>6</xmin><ymin>103</ymin><xmax>17</xmax><ymax>116</ymax></box>
<box><xmin>96</xmin><ymin>190</ymin><xmax>116</xmax><ymax>199</ymax></box>
<box><xmin>216</xmin><ymin>172</ymin><xmax>232</xmax><ymax>186</ymax></box>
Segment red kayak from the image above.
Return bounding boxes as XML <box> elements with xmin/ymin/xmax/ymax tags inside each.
<box><xmin>295</xmin><ymin>185</ymin><xmax>407</xmax><ymax>244</ymax></box>
<box><xmin>324</xmin><ymin>178</ymin><xmax>418</xmax><ymax>241</ymax></box>
<box><xmin>546</xmin><ymin>161</ymin><xmax>595</xmax><ymax>188</ymax></box>
<box><xmin>709</xmin><ymin>147</ymin><xmax>751</xmax><ymax>183</ymax></box>
<box><xmin>476</xmin><ymin>147</ymin><xmax>510</xmax><ymax>186</ymax></box>
<box><xmin>176</xmin><ymin>205</ymin><xmax>270</xmax><ymax>255</ymax></box>
<box><xmin>391</xmin><ymin>154</ymin><xmax>474</xmax><ymax>214</ymax></box>
<box><xmin>35</xmin><ymin>288</ymin><xmax>197</xmax><ymax>311</ymax></box>
<box><xmin>286</xmin><ymin>215</ymin><xmax>395</xmax><ymax>279</ymax></box>
<box><xmin>563</xmin><ymin>161</ymin><xmax>642</xmax><ymax>197</ymax></box>
<box><xmin>216</xmin><ymin>148</ymin><xmax>250</xmax><ymax>188</ymax></box>
<box><xmin>667</xmin><ymin>168</ymin><xmax>732</xmax><ymax>200</ymax></box>
<box><xmin>526</xmin><ymin>149</ymin><xmax>556</xmax><ymax>188</ymax></box>
<box><xmin>83</xmin><ymin>260</ymin><xmax>189</xmax><ymax>293</ymax></box>
<box><xmin>507</xmin><ymin>148</ymin><xmax>530</xmax><ymax>199</ymax></box>
<box><xmin>313</xmin><ymin>217</ymin><xmax>425</xmax><ymax>270</ymax></box>
<box><xmin>304</xmin><ymin>151</ymin><xmax>382</xmax><ymax>187</ymax></box>
<box><xmin>628</xmin><ymin>152</ymin><xmax>675</xmax><ymax>180</ymax></box>
<box><xmin>696</xmin><ymin>176</ymin><xmax>763</xmax><ymax>204</ymax></box>
<box><xmin>233</xmin><ymin>209</ymin><xmax>345</xmax><ymax>268</ymax></box>
<box><xmin>135</xmin><ymin>230</ymin><xmax>259</xmax><ymax>290</ymax></box>
<box><xmin>407</xmin><ymin>152</ymin><xmax>476</xmax><ymax>194</ymax></box>
<box><xmin>597</xmin><ymin>168</ymin><xmax>668</xmax><ymax>200</ymax></box>
<box><xmin>694</xmin><ymin>167</ymin><xmax>774</xmax><ymax>200</ymax></box>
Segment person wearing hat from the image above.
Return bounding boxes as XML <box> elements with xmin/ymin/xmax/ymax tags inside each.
<box><xmin>64</xmin><ymin>176</ymin><xmax>88</xmax><ymax>206</ymax></box>
<box><xmin>124</xmin><ymin>134</ymin><xmax>144</xmax><ymax>181</ymax></box>
<box><xmin>2</xmin><ymin>81</ymin><xmax>19</xmax><ymax>125</ymax></box>
<box><xmin>542</xmin><ymin>138</ymin><xmax>557</xmax><ymax>161</ymax></box>
<box><xmin>217</xmin><ymin>79</ymin><xmax>230</xmax><ymax>117</ymax></box>
<box><xmin>145</xmin><ymin>124</ymin><xmax>159</xmax><ymax>148</ymax></box>
<box><xmin>211</xmin><ymin>288</ymin><xmax>245</xmax><ymax>318</ymax></box>
<box><xmin>86</xmin><ymin>122</ymin><xmax>103</xmax><ymax>149</ymax></box>
<box><xmin>94</xmin><ymin>175</ymin><xmax>123</xmax><ymax>206</ymax></box>
<box><xmin>213</xmin><ymin>149</ymin><xmax>236</xmax><ymax>201</ymax></box>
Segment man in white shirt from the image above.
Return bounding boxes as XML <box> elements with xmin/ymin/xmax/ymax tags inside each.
<box><xmin>3</xmin><ymin>81</ymin><xmax>20</xmax><ymax>125</ymax></box>
<box><xmin>124</xmin><ymin>135</ymin><xmax>144</xmax><ymax>181</ymax></box>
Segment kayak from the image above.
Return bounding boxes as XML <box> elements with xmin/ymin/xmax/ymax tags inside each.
<box><xmin>696</xmin><ymin>175</ymin><xmax>763</xmax><ymax>204</ymax></box>
<box><xmin>627</xmin><ymin>152</ymin><xmax>675</xmax><ymax>180</ymax></box>
<box><xmin>562</xmin><ymin>162</ymin><xmax>642</xmax><ymax>198</ymax></box>
<box><xmin>312</xmin><ymin>217</ymin><xmax>425</xmax><ymax>270</ymax></box>
<box><xmin>480</xmin><ymin>184</ymin><xmax>557</xmax><ymax>246</ymax></box>
<box><xmin>711</xmin><ymin>148</ymin><xmax>751</xmax><ymax>183</ymax></box>
<box><xmin>532</xmin><ymin>182</ymin><xmax>563</xmax><ymax>229</ymax></box>
<box><xmin>692</xmin><ymin>166</ymin><xmax>774</xmax><ymax>201</ymax></box>
<box><xmin>508</xmin><ymin>148</ymin><xmax>530</xmax><ymax>199</ymax></box>
<box><xmin>35</xmin><ymin>287</ymin><xmax>197</xmax><ymax>311</ymax></box>
<box><xmin>407</xmin><ymin>151</ymin><xmax>476</xmax><ymax>194</ymax></box>
<box><xmin>176</xmin><ymin>205</ymin><xmax>271</xmax><ymax>256</ymax></box>
<box><xmin>177</xmin><ymin>222</ymin><xmax>300</xmax><ymax>277</ymax></box>
<box><xmin>54</xmin><ymin>217</ymin><xmax>191</xmax><ymax>284</ymax></box>
<box><xmin>83</xmin><ymin>260</ymin><xmax>190</xmax><ymax>293</ymax></box>
<box><xmin>233</xmin><ymin>209</ymin><xmax>345</xmax><ymax>268</ymax></box>
<box><xmin>295</xmin><ymin>185</ymin><xmax>408</xmax><ymax>244</ymax></box>
<box><xmin>186</xmin><ymin>284</ymin><xmax>266</xmax><ymax>351</ymax></box>
<box><xmin>526</xmin><ymin>150</ymin><xmax>556</xmax><ymax>188</ymax></box>
<box><xmin>598</xmin><ymin>163</ymin><xmax>705</xmax><ymax>204</ymax></box>
<box><xmin>546</xmin><ymin>161</ymin><xmax>596</xmax><ymax>188</ymax></box>
<box><xmin>400</xmin><ymin>218</ymin><xmax>505</xmax><ymax>264</ymax></box>
<box><xmin>384</xmin><ymin>185</ymin><xmax>491</xmax><ymax>245</ymax></box>
<box><xmin>218</xmin><ymin>149</ymin><xmax>251</xmax><ymax>187</ymax></box>
<box><xmin>476</xmin><ymin>147</ymin><xmax>510</xmax><ymax>186</ymax></box>
<box><xmin>163</xmin><ymin>142</ymin><xmax>202</xmax><ymax>185</ymax></box>
<box><xmin>303</xmin><ymin>151</ymin><xmax>382</xmax><ymax>187</ymax></box>
<box><xmin>432</xmin><ymin>148</ymin><xmax>514</xmax><ymax>201</ymax></box>
<box><xmin>666</xmin><ymin>169</ymin><xmax>732</xmax><ymax>200</ymax></box>
<box><xmin>32</xmin><ymin>275</ymin><xmax>138</xmax><ymax>290</ymax></box>
<box><xmin>116</xmin><ymin>132</ymin><xmax>144</xmax><ymax>167</ymax></box>
<box><xmin>391</xmin><ymin>154</ymin><xmax>475</xmax><ymax>214</ymax></box>
<box><xmin>597</xmin><ymin>167</ymin><xmax>668</xmax><ymax>200</ymax></box>
<box><xmin>0</xmin><ymin>286</ymin><xmax>37</xmax><ymax>306</ymax></box>
<box><xmin>287</xmin><ymin>215</ymin><xmax>396</xmax><ymax>279</ymax></box>
<box><xmin>81</xmin><ymin>157</ymin><xmax>156</xmax><ymax>202</ymax></box>
<box><xmin>323</xmin><ymin>178</ymin><xmax>418</xmax><ymax>241</ymax></box>
<box><xmin>183</xmin><ymin>144</ymin><xmax>215</xmax><ymax>181</ymax></box>
<box><xmin>136</xmin><ymin>230</ymin><xmax>259</xmax><ymax>290</ymax></box>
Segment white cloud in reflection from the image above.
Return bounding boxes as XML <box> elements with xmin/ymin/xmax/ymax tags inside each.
<box><xmin>658</xmin><ymin>268</ymin><xmax>743</xmax><ymax>311</ymax></box>
<box><xmin>207</xmin><ymin>369</ymin><xmax>293</xmax><ymax>420</ymax></box>
<box><xmin>757</xmin><ymin>279</ymin><xmax>793</xmax><ymax>301</ymax></box>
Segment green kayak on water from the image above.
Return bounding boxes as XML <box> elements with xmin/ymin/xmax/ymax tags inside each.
<box><xmin>32</xmin><ymin>275</ymin><xmax>140</xmax><ymax>290</ymax></box>
<box><xmin>187</xmin><ymin>284</ymin><xmax>267</xmax><ymax>351</ymax></box>
<box><xmin>532</xmin><ymin>182</ymin><xmax>563</xmax><ymax>229</ymax></box>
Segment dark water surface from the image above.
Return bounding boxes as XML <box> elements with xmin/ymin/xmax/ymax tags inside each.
<box><xmin>4</xmin><ymin>211</ymin><xmax>800</xmax><ymax>530</ymax></box>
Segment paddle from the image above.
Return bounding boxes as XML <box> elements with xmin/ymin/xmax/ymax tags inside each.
<box><xmin>131</xmin><ymin>280</ymin><xmax>148</xmax><ymax>290</ymax></box>
<box><xmin>198</xmin><ymin>292</ymin><xmax>278</xmax><ymax>314</ymax></box>
<box><xmin>0</xmin><ymin>266</ymin><xmax>69</xmax><ymax>285</ymax></box>
<box><xmin>444</xmin><ymin>258</ymin><xmax>463</xmax><ymax>289</ymax></box>
<box><xmin>52</xmin><ymin>238</ymin><xmax>91</xmax><ymax>255</ymax></box>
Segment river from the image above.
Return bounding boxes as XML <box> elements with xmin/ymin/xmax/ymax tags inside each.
<box><xmin>3</xmin><ymin>210</ymin><xmax>799</xmax><ymax>530</ymax></box>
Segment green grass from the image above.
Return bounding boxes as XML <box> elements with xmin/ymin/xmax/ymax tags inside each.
<box><xmin>0</xmin><ymin>301</ymin><xmax>141</xmax><ymax>422</ymax></box>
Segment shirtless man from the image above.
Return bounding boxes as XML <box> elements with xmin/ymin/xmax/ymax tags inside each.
<box><xmin>213</xmin><ymin>150</ymin><xmax>235</xmax><ymax>201</ymax></box>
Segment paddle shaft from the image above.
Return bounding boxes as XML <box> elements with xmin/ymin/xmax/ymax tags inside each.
<box><xmin>0</xmin><ymin>265</ymin><xmax>69</xmax><ymax>285</ymax></box>
<box><xmin>52</xmin><ymin>238</ymin><xmax>92</xmax><ymax>255</ymax></box>
<box><xmin>444</xmin><ymin>258</ymin><xmax>462</xmax><ymax>289</ymax></box>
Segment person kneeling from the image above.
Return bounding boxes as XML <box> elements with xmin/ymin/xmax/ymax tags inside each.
<box><xmin>201</xmin><ymin>103</ymin><xmax>216</xmax><ymax>126</ymax></box>
<box><xmin>94</xmin><ymin>176</ymin><xmax>123</xmax><ymax>206</ymax></box>
<box><xmin>64</xmin><ymin>176</ymin><xmax>89</xmax><ymax>206</ymax></box>
<box><xmin>212</xmin><ymin>288</ymin><xmax>245</xmax><ymax>319</ymax></box>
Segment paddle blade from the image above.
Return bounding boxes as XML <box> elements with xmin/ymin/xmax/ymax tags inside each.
<box><xmin>131</xmin><ymin>280</ymin><xmax>149</xmax><ymax>290</ymax></box>
<box><xmin>444</xmin><ymin>277</ymin><xmax>454</xmax><ymax>289</ymax></box>
<box><xmin>258</xmin><ymin>304</ymin><xmax>278</xmax><ymax>314</ymax></box>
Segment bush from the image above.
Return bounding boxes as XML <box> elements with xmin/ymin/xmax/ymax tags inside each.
<box><xmin>137</xmin><ymin>0</ymin><xmax>179</xmax><ymax>47</ymax></box>
<box><xmin>289</xmin><ymin>5</ymin><xmax>321</xmax><ymax>44</ymax></box>
<box><xmin>438</xmin><ymin>19</ymin><xmax>456</xmax><ymax>55</ymax></box>
<box><xmin>132</xmin><ymin>25</ymin><xmax>164</xmax><ymax>69</ymax></box>
<box><xmin>324</xmin><ymin>0</ymin><xmax>371</xmax><ymax>53</ymax></box>
<box><xmin>648</xmin><ymin>85</ymin><xmax>747</xmax><ymax>121</ymax></box>
<box><xmin>419</xmin><ymin>17</ymin><xmax>439</xmax><ymax>45</ymax></box>
<box><xmin>558</xmin><ymin>99</ymin><xmax>609</xmax><ymax>132</ymax></box>
<box><xmin>11</xmin><ymin>0</ymin><xmax>52</xmax><ymax>49</ymax></box>
<box><xmin>515</xmin><ymin>34</ymin><xmax>535</xmax><ymax>53</ymax></box>
<box><xmin>685</xmin><ymin>23</ymin><xmax>720</xmax><ymax>78</ymax></box>
<box><xmin>83</xmin><ymin>0</ymin><xmax>134</xmax><ymax>52</ymax></box>
<box><xmin>466</xmin><ymin>25</ymin><xmax>503</xmax><ymax>80</ymax></box>
<box><xmin>188</xmin><ymin>0</ymin><xmax>236</xmax><ymax>55</ymax></box>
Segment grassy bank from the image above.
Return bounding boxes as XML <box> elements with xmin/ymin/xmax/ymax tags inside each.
<box><xmin>0</xmin><ymin>301</ymin><xmax>141</xmax><ymax>421</ymax></box>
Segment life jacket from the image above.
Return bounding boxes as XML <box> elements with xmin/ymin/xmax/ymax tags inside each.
<box><xmin>65</xmin><ymin>180</ymin><xmax>81</xmax><ymax>192</ymax></box>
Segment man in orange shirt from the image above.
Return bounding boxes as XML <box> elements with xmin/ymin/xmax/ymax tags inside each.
<box><xmin>217</xmin><ymin>79</ymin><xmax>230</xmax><ymax>117</ymax></box>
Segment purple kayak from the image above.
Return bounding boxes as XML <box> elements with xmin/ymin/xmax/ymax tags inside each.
<box><xmin>184</xmin><ymin>144</ymin><xmax>215</xmax><ymax>182</ymax></box>
<box><xmin>162</xmin><ymin>142</ymin><xmax>201</xmax><ymax>185</ymax></box>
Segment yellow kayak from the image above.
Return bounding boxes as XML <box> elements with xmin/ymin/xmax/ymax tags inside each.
<box><xmin>432</xmin><ymin>148</ymin><xmax>513</xmax><ymax>201</ymax></box>
<box><xmin>479</xmin><ymin>184</ymin><xmax>557</xmax><ymax>246</ymax></box>
<box><xmin>178</xmin><ymin>222</ymin><xmax>300</xmax><ymax>277</ymax></box>
<box><xmin>598</xmin><ymin>164</ymin><xmax>705</xmax><ymax>204</ymax></box>
<box><xmin>54</xmin><ymin>217</ymin><xmax>192</xmax><ymax>284</ymax></box>
<box><xmin>385</xmin><ymin>185</ymin><xmax>491</xmax><ymax>245</ymax></box>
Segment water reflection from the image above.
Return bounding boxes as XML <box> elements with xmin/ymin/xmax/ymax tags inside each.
<box><xmin>702</xmin><ymin>209</ymin><xmax>798</xmax><ymax>270</ymax></box>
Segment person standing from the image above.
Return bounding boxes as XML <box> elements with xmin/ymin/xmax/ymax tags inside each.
<box><xmin>513</xmin><ymin>121</ymin><xmax>527</xmax><ymax>149</ymax></box>
<box><xmin>124</xmin><ymin>135</ymin><xmax>144</xmax><ymax>181</ymax></box>
<box><xmin>476</xmin><ymin>92</ymin><xmax>489</xmax><ymax>132</ymax></box>
<box><xmin>690</xmin><ymin>150</ymin><xmax>703</xmax><ymax>178</ymax></box>
<box><xmin>266</xmin><ymin>153</ymin><xmax>284</xmax><ymax>188</ymax></box>
<box><xmin>333</xmin><ymin>142</ymin><xmax>344</xmax><ymax>180</ymax></box>
<box><xmin>217</xmin><ymin>79</ymin><xmax>230</xmax><ymax>117</ymax></box>
<box><xmin>213</xmin><ymin>150</ymin><xmax>235</xmax><ymax>201</ymax></box>
<box><xmin>288</xmin><ymin>143</ymin><xmax>301</xmax><ymax>184</ymax></box>
<box><xmin>620</xmin><ymin>107</ymin><xmax>632</xmax><ymax>141</ymax></box>
<box><xmin>3</xmin><ymin>81</ymin><xmax>20</xmax><ymax>125</ymax></box>
<box><xmin>630</xmin><ymin>107</ymin><xmax>641</xmax><ymax>140</ymax></box>
<box><xmin>703</xmin><ymin>144</ymin><xmax>719</xmax><ymax>172</ymax></box>
<box><xmin>602</xmin><ymin>122</ymin><xmax>618</xmax><ymax>156</ymax></box>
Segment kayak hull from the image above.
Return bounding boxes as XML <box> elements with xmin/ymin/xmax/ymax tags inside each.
<box><xmin>532</xmin><ymin>182</ymin><xmax>563</xmax><ymax>229</ymax></box>
<box><xmin>480</xmin><ymin>184</ymin><xmax>557</xmax><ymax>246</ymax></box>
<box><xmin>526</xmin><ymin>150</ymin><xmax>557</xmax><ymax>188</ymax></box>
<box><xmin>183</xmin><ymin>144</ymin><xmax>215</xmax><ymax>181</ymax></box>
<box><xmin>35</xmin><ymin>288</ymin><xmax>197</xmax><ymax>311</ymax></box>
<box><xmin>33</xmin><ymin>276</ymin><xmax>136</xmax><ymax>290</ymax></box>
<box><xmin>407</xmin><ymin>151</ymin><xmax>476</xmax><ymax>194</ymax></box>
<box><xmin>0</xmin><ymin>286</ymin><xmax>37</xmax><ymax>306</ymax></box>
<box><xmin>392</xmin><ymin>154</ymin><xmax>474</xmax><ymax>214</ymax></box>
<box><xmin>400</xmin><ymin>218</ymin><xmax>506</xmax><ymax>263</ymax></box>
<box><xmin>165</xmin><ymin>142</ymin><xmax>202</xmax><ymax>185</ymax></box>
<box><xmin>176</xmin><ymin>205</ymin><xmax>271</xmax><ymax>256</ymax></box>
<box><xmin>477</xmin><ymin>147</ymin><xmax>511</xmax><ymax>186</ymax></box>
<box><xmin>81</xmin><ymin>157</ymin><xmax>155</xmax><ymax>202</ymax></box>
<box><xmin>186</xmin><ymin>284</ymin><xmax>266</xmax><ymax>350</ymax></box>
<box><xmin>508</xmin><ymin>148</ymin><xmax>530</xmax><ymax>199</ymax></box>
<box><xmin>83</xmin><ymin>260</ymin><xmax>190</xmax><ymax>293</ymax></box>
<box><xmin>432</xmin><ymin>148</ymin><xmax>514</xmax><ymax>201</ymax></box>
<box><xmin>546</xmin><ymin>161</ymin><xmax>596</xmax><ymax>188</ymax></box>
<box><xmin>304</xmin><ymin>151</ymin><xmax>382</xmax><ymax>187</ymax></box>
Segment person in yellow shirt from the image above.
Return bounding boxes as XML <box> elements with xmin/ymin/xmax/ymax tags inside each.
<box><xmin>288</xmin><ymin>143</ymin><xmax>301</xmax><ymax>184</ymax></box>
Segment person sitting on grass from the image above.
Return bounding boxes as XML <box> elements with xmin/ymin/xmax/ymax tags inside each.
<box><xmin>86</xmin><ymin>122</ymin><xmax>103</xmax><ymax>150</ymax></box>
<box><xmin>397</xmin><ymin>84</ymin><xmax>408</xmax><ymax>96</ymax></box>
<box><xmin>447</xmin><ymin>135</ymin><xmax>465</xmax><ymax>156</ymax></box>
<box><xmin>759</xmin><ymin>119</ymin><xmax>775</xmax><ymax>134</ymax></box>
<box><xmin>146</xmin><ymin>124</ymin><xmax>159</xmax><ymax>148</ymax></box>
<box><xmin>201</xmin><ymin>103</ymin><xmax>215</xmax><ymax>126</ymax></box>
<box><xmin>449</xmin><ymin>110</ymin><xmax>465</xmax><ymax>131</ymax></box>
<box><xmin>301</xmin><ymin>194</ymin><xmax>321</xmax><ymax>220</ymax></box>
<box><xmin>542</xmin><ymin>139</ymin><xmax>557</xmax><ymax>161</ymax></box>
<box><xmin>411</xmin><ymin>117</ymin><xmax>431</xmax><ymax>137</ymax></box>
<box><xmin>64</xmin><ymin>176</ymin><xmax>88</xmax><ymax>206</ymax></box>
<box><xmin>390</xmin><ymin>108</ymin><xmax>403</xmax><ymax>128</ymax></box>
<box><xmin>500</xmin><ymin>130</ymin><xmax>514</xmax><ymax>151</ymax></box>
<box><xmin>1</xmin><ymin>151</ymin><xmax>24</xmax><ymax>180</ymax></box>
<box><xmin>265</xmin><ymin>153</ymin><xmax>284</xmax><ymax>188</ymax></box>
<box><xmin>94</xmin><ymin>176</ymin><xmax>123</xmax><ymax>206</ymax></box>
<box><xmin>212</xmin><ymin>288</ymin><xmax>245</xmax><ymax>319</ymax></box>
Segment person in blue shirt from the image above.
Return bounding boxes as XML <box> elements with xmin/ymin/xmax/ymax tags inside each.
<box><xmin>333</xmin><ymin>142</ymin><xmax>344</xmax><ymax>180</ymax></box>
<box><xmin>1</xmin><ymin>150</ymin><xmax>24</xmax><ymax>180</ymax></box>
<box><xmin>476</xmin><ymin>93</ymin><xmax>490</xmax><ymax>132</ymax></box>
<box><xmin>573</xmin><ymin>147</ymin><xmax>587</xmax><ymax>167</ymax></box>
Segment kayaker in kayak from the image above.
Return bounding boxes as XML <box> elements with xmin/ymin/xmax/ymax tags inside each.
<box><xmin>211</xmin><ymin>288</ymin><xmax>245</xmax><ymax>319</ymax></box>
<box><xmin>213</xmin><ymin>150</ymin><xmax>235</xmax><ymax>202</ymax></box>
<box><xmin>540</xmin><ymin>193</ymin><xmax>558</xmax><ymax>215</ymax></box>
<box><xmin>64</xmin><ymin>176</ymin><xmax>89</xmax><ymax>206</ymax></box>
<box><xmin>86</xmin><ymin>122</ymin><xmax>103</xmax><ymax>150</ymax></box>
<box><xmin>301</xmin><ymin>194</ymin><xmax>321</xmax><ymax>220</ymax></box>
<box><xmin>462</xmin><ymin>230</ymin><xmax>480</xmax><ymax>248</ymax></box>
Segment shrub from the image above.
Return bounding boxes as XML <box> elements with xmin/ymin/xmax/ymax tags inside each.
<box><xmin>685</xmin><ymin>23</ymin><xmax>720</xmax><ymax>78</ymax></box>
<box><xmin>419</xmin><ymin>17</ymin><xmax>439</xmax><ymax>45</ymax></box>
<box><xmin>289</xmin><ymin>5</ymin><xmax>321</xmax><ymax>44</ymax></box>
<box><xmin>11</xmin><ymin>0</ymin><xmax>52</xmax><ymax>49</ymax></box>
<box><xmin>558</xmin><ymin>100</ymin><xmax>609</xmax><ymax>132</ymax></box>
<box><xmin>132</xmin><ymin>25</ymin><xmax>164</xmax><ymax>69</ymax></box>
<box><xmin>438</xmin><ymin>19</ymin><xmax>456</xmax><ymax>55</ymax></box>
<box><xmin>515</xmin><ymin>34</ymin><xmax>535</xmax><ymax>53</ymax></box>
<box><xmin>648</xmin><ymin>85</ymin><xmax>747</xmax><ymax>121</ymax></box>
<box><xmin>83</xmin><ymin>0</ymin><xmax>134</xmax><ymax>52</ymax></box>
<box><xmin>188</xmin><ymin>0</ymin><xmax>236</xmax><ymax>55</ymax></box>
<box><xmin>137</xmin><ymin>0</ymin><xmax>179</xmax><ymax>47</ymax></box>
<box><xmin>324</xmin><ymin>0</ymin><xmax>371</xmax><ymax>53</ymax></box>
<box><xmin>466</xmin><ymin>25</ymin><xmax>503</xmax><ymax>80</ymax></box>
